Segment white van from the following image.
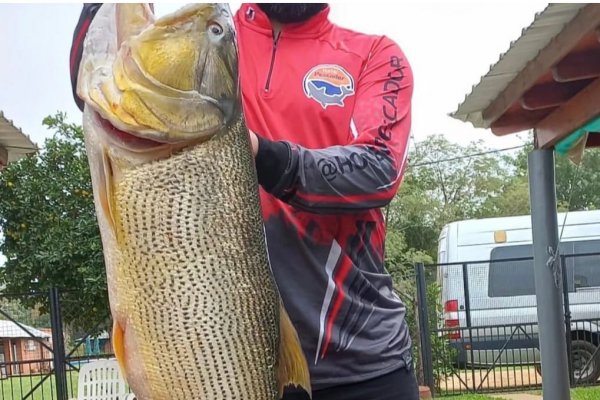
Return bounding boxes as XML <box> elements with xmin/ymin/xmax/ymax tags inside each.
<box><xmin>436</xmin><ymin>209</ymin><xmax>600</xmax><ymax>383</ymax></box>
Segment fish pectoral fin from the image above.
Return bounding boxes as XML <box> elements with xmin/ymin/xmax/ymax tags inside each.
<box><xmin>99</xmin><ymin>148</ymin><xmax>118</xmax><ymax>231</ymax></box>
<box><xmin>112</xmin><ymin>320</ymin><xmax>127</xmax><ymax>379</ymax></box>
<box><xmin>277</xmin><ymin>302</ymin><xmax>311</xmax><ymax>398</ymax></box>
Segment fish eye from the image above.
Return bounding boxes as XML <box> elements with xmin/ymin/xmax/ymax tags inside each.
<box><xmin>208</xmin><ymin>22</ymin><xmax>224</xmax><ymax>36</ymax></box>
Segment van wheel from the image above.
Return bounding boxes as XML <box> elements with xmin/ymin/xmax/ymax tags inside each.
<box><xmin>571</xmin><ymin>340</ymin><xmax>600</xmax><ymax>384</ymax></box>
<box><xmin>534</xmin><ymin>340</ymin><xmax>600</xmax><ymax>384</ymax></box>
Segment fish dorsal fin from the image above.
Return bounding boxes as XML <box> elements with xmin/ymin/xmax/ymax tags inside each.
<box><xmin>278</xmin><ymin>302</ymin><xmax>312</xmax><ymax>398</ymax></box>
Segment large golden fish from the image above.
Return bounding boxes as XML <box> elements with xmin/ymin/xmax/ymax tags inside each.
<box><xmin>75</xmin><ymin>3</ymin><xmax>310</xmax><ymax>399</ymax></box>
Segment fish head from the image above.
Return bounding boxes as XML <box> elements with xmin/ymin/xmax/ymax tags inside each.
<box><xmin>77</xmin><ymin>3</ymin><xmax>239</xmax><ymax>151</ymax></box>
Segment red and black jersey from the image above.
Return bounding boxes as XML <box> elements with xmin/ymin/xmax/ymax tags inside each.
<box><xmin>235</xmin><ymin>4</ymin><xmax>414</xmax><ymax>389</ymax></box>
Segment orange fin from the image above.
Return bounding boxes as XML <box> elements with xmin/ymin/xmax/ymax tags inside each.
<box><xmin>277</xmin><ymin>302</ymin><xmax>311</xmax><ymax>398</ymax></box>
<box><xmin>112</xmin><ymin>320</ymin><xmax>127</xmax><ymax>378</ymax></box>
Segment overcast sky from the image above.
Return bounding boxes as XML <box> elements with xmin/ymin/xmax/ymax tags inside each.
<box><xmin>0</xmin><ymin>1</ymin><xmax>548</xmax><ymax>152</ymax></box>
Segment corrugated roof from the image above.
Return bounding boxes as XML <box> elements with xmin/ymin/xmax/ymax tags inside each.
<box><xmin>451</xmin><ymin>3</ymin><xmax>587</xmax><ymax>128</ymax></box>
<box><xmin>0</xmin><ymin>320</ymin><xmax>51</xmax><ymax>339</ymax></box>
<box><xmin>0</xmin><ymin>110</ymin><xmax>38</xmax><ymax>164</ymax></box>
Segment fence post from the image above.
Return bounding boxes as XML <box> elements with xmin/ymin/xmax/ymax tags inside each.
<box><xmin>561</xmin><ymin>255</ymin><xmax>574</xmax><ymax>387</ymax></box>
<box><xmin>50</xmin><ymin>287</ymin><xmax>68</xmax><ymax>400</ymax></box>
<box><xmin>416</xmin><ymin>262</ymin><xmax>435</xmax><ymax>395</ymax></box>
<box><xmin>462</xmin><ymin>263</ymin><xmax>476</xmax><ymax>392</ymax></box>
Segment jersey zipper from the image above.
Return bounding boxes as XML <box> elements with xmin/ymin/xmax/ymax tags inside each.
<box><xmin>264</xmin><ymin>31</ymin><xmax>282</xmax><ymax>93</ymax></box>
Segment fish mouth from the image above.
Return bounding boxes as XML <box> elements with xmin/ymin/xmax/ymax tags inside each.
<box><xmin>93</xmin><ymin>111</ymin><xmax>171</xmax><ymax>152</ymax></box>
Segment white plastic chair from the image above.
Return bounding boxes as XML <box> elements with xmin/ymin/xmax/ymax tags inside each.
<box><xmin>76</xmin><ymin>359</ymin><xmax>135</xmax><ymax>400</ymax></box>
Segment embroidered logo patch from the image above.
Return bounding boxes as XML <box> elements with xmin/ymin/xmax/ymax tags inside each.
<box><xmin>303</xmin><ymin>64</ymin><xmax>355</xmax><ymax>108</ymax></box>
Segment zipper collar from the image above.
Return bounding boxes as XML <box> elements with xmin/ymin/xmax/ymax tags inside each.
<box><xmin>239</xmin><ymin>3</ymin><xmax>333</xmax><ymax>39</ymax></box>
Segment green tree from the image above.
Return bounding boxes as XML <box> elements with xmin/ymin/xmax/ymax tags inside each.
<box><xmin>0</xmin><ymin>112</ymin><xmax>108</xmax><ymax>334</ymax></box>
<box><xmin>390</xmin><ymin>134</ymin><xmax>514</xmax><ymax>260</ymax></box>
<box><xmin>511</xmin><ymin>143</ymin><xmax>600</xmax><ymax>212</ymax></box>
<box><xmin>555</xmin><ymin>148</ymin><xmax>600</xmax><ymax>211</ymax></box>
<box><xmin>0</xmin><ymin>298</ymin><xmax>51</xmax><ymax>329</ymax></box>
<box><xmin>478</xmin><ymin>174</ymin><xmax>531</xmax><ymax>218</ymax></box>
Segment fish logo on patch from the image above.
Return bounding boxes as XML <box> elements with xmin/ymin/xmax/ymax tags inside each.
<box><xmin>303</xmin><ymin>64</ymin><xmax>355</xmax><ymax>108</ymax></box>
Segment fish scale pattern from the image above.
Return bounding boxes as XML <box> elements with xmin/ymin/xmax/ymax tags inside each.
<box><xmin>112</xmin><ymin>117</ymin><xmax>281</xmax><ymax>399</ymax></box>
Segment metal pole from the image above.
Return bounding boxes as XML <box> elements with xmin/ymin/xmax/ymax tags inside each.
<box><xmin>461</xmin><ymin>263</ymin><xmax>473</xmax><ymax>329</ymax></box>
<box><xmin>416</xmin><ymin>263</ymin><xmax>435</xmax><ymax>395</ymax></box>
<box><xmin>50</xmin><ymin>287</ymin><xmax>68</xmax><ymax>400</ymax></box>
<box><xmin>561</xmin><ymin>255</ymin><xmax>574</xmax><ymax>387</ymax></box>
<box><xmin>462</xmin><ymin>263</ymin><xmax>475</xmax><ymax>392</ymax></box>
<box><xmin>528</xmin><ymin>149</ymin><xmax>571</xmax><ymax>400</ymax></box>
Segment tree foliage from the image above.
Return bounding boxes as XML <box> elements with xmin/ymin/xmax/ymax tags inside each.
<box><xmin>385</xmin><ymin>135</ymin><xmax>600</xmax><ymax>267</ymax></box>
<box><xmin>0</xmin><ymin>112</ymin><xmax>108</xmax><ymax>334</ymax></box>
<box><xmin>387</xmin><ymin>135</ymin><xmax>516</xmax><ymax>258</ymax></box>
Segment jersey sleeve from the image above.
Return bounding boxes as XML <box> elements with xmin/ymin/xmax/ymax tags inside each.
<box><xmin>256</xmin><ymin>36</ymin><xmax>413</xmax><ymax>213</ymax></box>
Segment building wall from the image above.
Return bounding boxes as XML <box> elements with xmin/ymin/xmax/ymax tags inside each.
<box><xmin>0</xmin><ymin>339</ymin><xmax>10</xmax><ymax>377</ymax></box>
<box><xmin>0</xmin><ymin>337</ymin><xmax>53</xmax><ymax>376</ymax></box>
<box><xmin>19</xmin><ymin>338</ymin><xmax>52</xmax><ymax>374</ymax></box>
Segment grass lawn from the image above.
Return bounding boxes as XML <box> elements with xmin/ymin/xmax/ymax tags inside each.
<box><xmin>439</xmin><ymin>395</ymin><xmax>500</xmax><ymax>400</ymax></box>
<box><xmin>0</xmin><ymin>374</ymin><xmax>56</xmax><ymax>400</ymax></box>
<box><xmin>523</xmin><ymin>385</ymin><xmax>600</xmax><ymax>400</ymax></box>
<box><xmin>438</xmin><ymin>385</ymin><xmax>600</xmax><ymax>400</ymax></box>
<box><xmin>0</xmin><ymin>370</ymin><xmax>80</xmax><ymax>400</ymax></box>
<box><xmin>562</xmin><ymin>385</ymin><xmax>600</xmax><ymax>400</ymax></box>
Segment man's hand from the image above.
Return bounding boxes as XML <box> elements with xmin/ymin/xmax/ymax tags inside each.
<box><xmin>249</xmin><ymin>130</ymin><xmax>259</xmax><ymax>158</ymax></box>
<box><xmin>250</xmin><ymin>131</ymin><xmax>293</xmax><ymax>194</ymax></box>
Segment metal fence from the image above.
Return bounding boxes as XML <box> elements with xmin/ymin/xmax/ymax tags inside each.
<box><xmin>2</xmin><ymin>252</ymin><xmax>598</xmax><ymax>399</ymax></box>
<box><xmin>416</xmin><ymin>251</ymin><xmax>600</xmax><ymax>396</ymax></box>
<box><xmin>0</xmin><ymin>288</ymin><xmax>117</xmax><ymax>400</ymax></box>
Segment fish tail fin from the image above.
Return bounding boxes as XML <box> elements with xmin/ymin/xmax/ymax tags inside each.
<box><xmin>277</xmin><ymin>302</ymin><xmax>311</xmax><ymax>398</ymax></box>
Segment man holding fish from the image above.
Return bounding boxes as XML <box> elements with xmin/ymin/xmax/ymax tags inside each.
<box><xmin>70</xmin><ymin>3</ymin><xmax>418</xmax><ymax>399</ymax></box>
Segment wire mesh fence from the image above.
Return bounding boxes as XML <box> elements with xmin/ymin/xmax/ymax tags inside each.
<box><xmin>0</xmin><ymin>289</ymin><xmax>117</xmax><ymax>400</ymax></box>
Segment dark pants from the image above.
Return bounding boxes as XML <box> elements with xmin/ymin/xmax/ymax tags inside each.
<box><xmin>282</xmin><ymin>366</ymin><xmax>420</xmax><ymax>400</ymax></box>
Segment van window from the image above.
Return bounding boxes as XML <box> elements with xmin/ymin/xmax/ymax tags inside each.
<box><xmin>488</xmin><ymin>244</ymin><xmax>535</xmax><ymax>297</ymax></box>
<box><xmin>573</xmin><ymin>240</ymin><xmax>600</xmax><ymax>289</ymax></box>
<box><xmin>488</xmin><ymin>242</ymin><xmax>577</xmax><ymax>297</ymax></box>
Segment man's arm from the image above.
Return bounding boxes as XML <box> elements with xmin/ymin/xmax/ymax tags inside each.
<box><xmin>69</xmin><ymin>3</ymin><xmax>102</xmax><ymax>111</ymax></box>
<box><xmin>255</xmin><ymin>36</ymin><xmax>413</xmax><ymax>214</ymax></box>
